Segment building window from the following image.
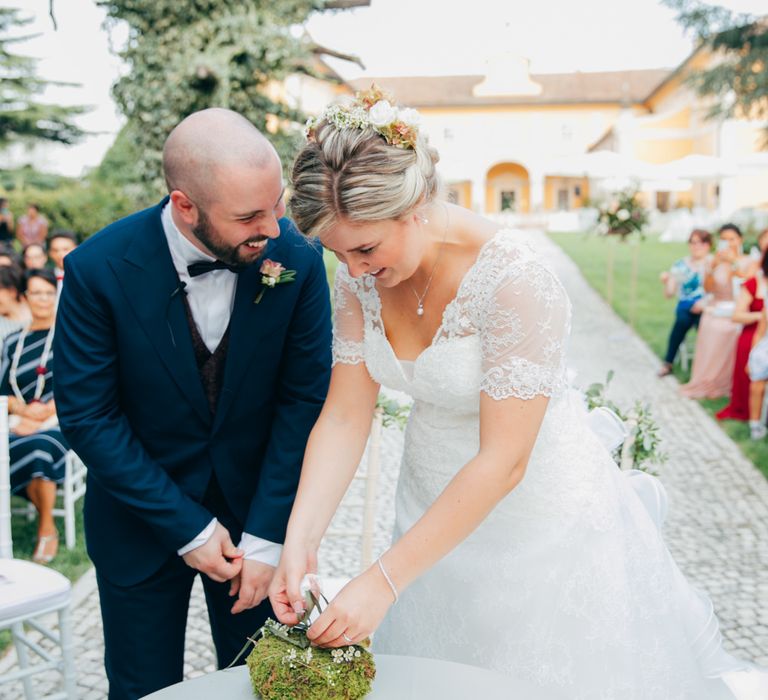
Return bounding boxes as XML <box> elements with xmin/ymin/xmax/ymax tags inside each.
<box><xmin>557</xmin><ymin>189</ymin><xmax>570</xmax><ymax>211</ymax></box>
<box><xmin>447</xmin><ymin>188</ymin><xmax>459</xmax><ymax>204</ymax></box>
<box><xmin>574</xmin><ymin>185</ymin><xmax>581</xmax><ymax>197</ymax></box>
<box><xmin>500</xmin><ymin>190</ymin><xmax>517</xmax><ymax>212</ymax></box>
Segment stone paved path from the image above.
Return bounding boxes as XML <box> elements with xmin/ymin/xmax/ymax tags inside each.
<box><xmin>2</xmin><ymin>229</ymin><xmax>767</xmax><ymax>698</ymax></box>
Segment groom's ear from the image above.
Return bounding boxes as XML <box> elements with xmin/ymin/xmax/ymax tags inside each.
<box><xmin>169</xmin><ymin>190</ymin><xmax>198</xmax><ymax>226</ymax></box>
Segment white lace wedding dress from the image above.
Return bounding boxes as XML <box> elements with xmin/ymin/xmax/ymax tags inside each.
<box><xmin>331</xmin><ymin>229</ymin><xmax>766</xmax><ymax>699</ymax></box>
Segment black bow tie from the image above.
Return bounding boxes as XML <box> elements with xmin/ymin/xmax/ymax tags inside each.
<box><xmin>187</xmin><ymin>260</ymin><xmax>245</xmax><ymax>278</ymax></box>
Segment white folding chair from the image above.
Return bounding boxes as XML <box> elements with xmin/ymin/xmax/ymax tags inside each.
<box><xmin>15</xmin><ymin>451</ymin><xmax>86</xmax><ymax>551</ymax></box>
<box><xmin>0</xmin><ymin>397</ymin><xmax>78</xmax><ymax>700</ymax></box>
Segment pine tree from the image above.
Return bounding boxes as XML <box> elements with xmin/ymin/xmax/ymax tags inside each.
<box><xmin>0</xmin><ymin>7</ymin><xmax>86</xmax><ymax>148</ymax></box>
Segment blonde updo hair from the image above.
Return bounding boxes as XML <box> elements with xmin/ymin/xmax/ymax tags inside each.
<box><xmin>291</xmin><ymin>119</ymin><xmax>440</xmax><ymax>238</ymax></box>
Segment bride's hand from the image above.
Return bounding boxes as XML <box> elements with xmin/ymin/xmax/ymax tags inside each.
<box><xmin>268</xmin><ymin>544</ymin><xmax>318</xmax><ymax>626</ymax></box>
<box><xmin>307</xmin><ymin>565</ymin><xmax>394</xmax><ymax>648</ymax></box>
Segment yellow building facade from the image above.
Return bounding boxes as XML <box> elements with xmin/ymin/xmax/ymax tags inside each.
<box><xmin>293</xmin><ymin>51</ymin><xmax>767</xmax><ymax>217</ymax></box>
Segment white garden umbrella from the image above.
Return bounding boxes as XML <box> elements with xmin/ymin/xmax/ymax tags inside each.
<box><xmin>545</xmin><ymin>151</ymin><xmax>661</xmax><ymax>180</ymax></box>
<box><xmin>656</xmin><ymin>154</ymin><xmax>739</xmax><ymax>180</ymax></box>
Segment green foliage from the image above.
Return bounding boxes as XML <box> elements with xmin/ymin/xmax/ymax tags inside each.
<box><xmin>2</xmin><ymin>179</ymin><xmax>135</xmax><ymax>240</ymax></box>
<box><xmin>376</xmin><ymin>396</ymin><xmax>410</xmax><ymax>429</ymax></box>
<box><xmin>662</xmin><ymin>1</ymin><xmax>768</xmax><ymax>141</ymax></box>
<box><xmin>247</xmin><ymin>619</ymin><xmax>376</xmax><ymax>700</ymax></box>
<box><xmin>585</xmin><ymin>371</ymin><xmax>666</xmax><ymax>473</ymax></box>
<box><xmin>96</xmin><ymin>0</ymin><xmax>335</xmax><ymax>195</ymax></box>
<box><xmin>595</xmin><ymin>189</ymin><xmax>649</xmax><ymax>240</ymax></box>
<box><xmin>0</xmin><ymin>8</ymin><xmax>87</xmax><ymax>148</ymax></box>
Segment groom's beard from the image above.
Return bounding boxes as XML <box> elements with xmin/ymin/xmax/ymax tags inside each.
<box><xmin>192</xmin><ymin>208</ymin><xmax>268</xmax><ymax>266</ymax></box>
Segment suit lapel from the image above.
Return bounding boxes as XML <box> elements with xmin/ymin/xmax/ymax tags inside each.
<box><xmin>109</xmin><ymin>201</ymin><xmax>211</xmax><ymax>427</ymax></box>
<box><xmin>214</xmin><ymin>237</ymin><xmax>284</xmax><ymax>431</ymax></box>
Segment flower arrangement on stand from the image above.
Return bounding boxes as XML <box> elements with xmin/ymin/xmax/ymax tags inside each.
<box><xmin>595</xmin><ymin>189</ymin><xmax>648</xmax><ymax>240</ymax></box>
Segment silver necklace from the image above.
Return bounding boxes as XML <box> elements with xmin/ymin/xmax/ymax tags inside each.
<box><xmin>409</xmin><ymin>205</ymin><xmax>449</xmax><ymax>317</ymax></box>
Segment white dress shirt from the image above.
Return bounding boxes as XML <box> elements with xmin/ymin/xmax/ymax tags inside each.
<box><xmin>162</xmin><ymin>203</ymin><xmax>282</xmax><ymax>567</ymax></box>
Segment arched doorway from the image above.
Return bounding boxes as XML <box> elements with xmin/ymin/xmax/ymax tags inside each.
<box><xmin>485</xmin><ymin>163</ymin><xmax>530</xmax><ymax>214</ymax></box>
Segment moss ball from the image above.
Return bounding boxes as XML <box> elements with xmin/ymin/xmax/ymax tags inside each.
<box><xmin>246</xmin><ymin>626</ymin><xmax>376</xmax><ymax>700</ymax></box>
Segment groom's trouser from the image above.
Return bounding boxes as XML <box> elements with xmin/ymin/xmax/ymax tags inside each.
<box><xmin>96</xmin><ymin>476</ymin><xmax>273</xmax><ymax>700</ymax></box>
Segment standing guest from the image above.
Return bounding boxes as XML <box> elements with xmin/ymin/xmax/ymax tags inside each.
<box><xmin>679</xmin><ymin>224</ymin><xmax>745</xmax><ymax>399</ymax></box>
<box><xmin>657</xmin><ymin>229</ymin><xmax>712</xmax><ymax>377</ymax></box>
<box><xmin>0</xmin><ymin>265</ymin><xmax>30</xmax><ymax>345</ymax></box>
<box><xmin>22</xmin><ymin>243</ymin><xmax>47</xmax><ymax>271</ymax></box>
<box><xmin>717</xmin><ymin>228</ymin><xmax>768</xmax><ymax>422</ymax></box>
<box><xmin>16</xmin><ymin>203</ymin><xmax>48</xmax><ymax>247</ymax></box>
<box><xmin>0</xmin><ymin>269</ymin><xmax>68</xmax><ymax>563</ymax></box>
<box><xmin>0</xmin><ymin>197</ymin><xmax>14</xmax><ymax>243</ymax></box>
<box><xmin>47</xmin><ymin>230</ymin><xmax>78</xmax><ymax>288</ymax></box>
<box><xmin>53</xmin><ymin>108</ymin><xmax>331</xmax><ymax>700</ymax></box>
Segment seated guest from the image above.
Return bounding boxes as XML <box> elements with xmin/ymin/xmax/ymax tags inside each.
<box><xmin>0</xmin><ymin>269</ymin><xmax>69</xmax><ymax>563</ymax></box>
<box><xmin>658</xmin><ymin>229</ymin><xmax>712</xmax><ymax>377</ymax></box>
<box><xmin>680</xmin><ymin>224</ymin><xmax>744</xmax><ymax>399</ymax></box>
<box><xmin>22</xmin><ymin>243</ymin><xmax>47</xmax><ymax>271</ymax></box>
<box><xmin>0</xmin><ymin>242</ymin><xmax>21</xmax><ymax>268</ymax></box>
<box><xmin>47</xmin><ymin>230</ymin><xmax>78</xmax><ymax>287</ymax></box>
<box><xmin>0</xmin><ymin>265</ymin><xmax>30</xmax><ymax>345</ymax></box>
<box><xmin>717</xmin><ymin>228</ymin><xmax>768</xmax><ymax>422</ymax></box>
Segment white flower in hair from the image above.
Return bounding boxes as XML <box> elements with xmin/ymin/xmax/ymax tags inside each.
<box><xmin>368</xmin><ymin>100</ymin><xmax>398</xmax><ymax>128</ymax></box>
<box><xmin>398</xmin><ymin>108</ymin><xmax>421</xmax><ymax>127</ymax></box>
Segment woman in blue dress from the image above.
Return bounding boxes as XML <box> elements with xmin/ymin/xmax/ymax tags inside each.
<box><xmin>1</xmin><ymin>268</ymin><xmax>69</xmax><ymax>563</ymax></box>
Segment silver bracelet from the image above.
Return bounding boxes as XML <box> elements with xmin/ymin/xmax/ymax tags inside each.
<box><xmin>377</xmin><ymin>557</ymin><xmax>399</xmax><ymax>604</ymax></box>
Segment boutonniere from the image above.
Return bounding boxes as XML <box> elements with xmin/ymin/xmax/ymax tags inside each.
<box><xmin>254</xmin><ymin>259</ymin><xmax>297</xmax><ymax>304</ymax></box>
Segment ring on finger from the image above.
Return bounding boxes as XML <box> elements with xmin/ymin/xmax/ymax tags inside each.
<box><xmin>342</xmin><ymin>632</ymin><xmax>353</xmax><ymax>643</ymax></box>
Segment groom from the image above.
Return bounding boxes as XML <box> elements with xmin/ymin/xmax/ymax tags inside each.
<box><xmin>53</xmin><ymin>109</ymin><xmax>332</xmax><ymax>699</ymax></box>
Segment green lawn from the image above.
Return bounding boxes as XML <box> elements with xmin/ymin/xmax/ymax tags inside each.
<box><xmin>549</xmin><ymin>232</ymin><xmax>768</xmax><ymax>479</ymax></box>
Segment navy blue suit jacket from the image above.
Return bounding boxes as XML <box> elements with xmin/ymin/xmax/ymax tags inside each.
<box><xmin>53</xmin><ymin>200</ymin><xmax>332</xmax><ymax>586</ymax></box>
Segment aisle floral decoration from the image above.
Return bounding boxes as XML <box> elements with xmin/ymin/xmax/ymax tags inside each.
<box><xmin>595</xmin><ymin>189</ymin><xmax>649</xmax><ymax>240</ymax></box>
<box><xmin>585</xmin><ymin>371</ymin><xmax>666</xmax><ymax>473</ymax></box>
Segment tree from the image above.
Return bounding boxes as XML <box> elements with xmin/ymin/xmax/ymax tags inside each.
<box><xmin>97</xmin><ymin>0</ymin><xmax>365</xmax><ymax>195</ymax></box>
<box><xmin>662</xmin><ymin>1</ymin><xmax>768</xmax><ymax>142</ymax></box>
<box><xmin>0</xmin><ymin>7</ymin><xmax>86</xmax><ymax>148</ymax></box>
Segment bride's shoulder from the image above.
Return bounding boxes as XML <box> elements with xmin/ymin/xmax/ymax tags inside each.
<box><xmin>475</xmin><ymin>228</ymin><xmax>545</xmax><ymax>270</ymax></box>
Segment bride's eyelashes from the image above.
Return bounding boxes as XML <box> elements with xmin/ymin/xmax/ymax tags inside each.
<box><xmin>359</xmin><ymin>246</ymin><xmax>377</xmax><ymax>255</ymax></box>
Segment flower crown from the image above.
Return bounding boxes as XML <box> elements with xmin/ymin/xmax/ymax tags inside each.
<box><xmin>305</xmin><ymin>85</ymin><xmax>421</xmax><ymax>150</ymax></box>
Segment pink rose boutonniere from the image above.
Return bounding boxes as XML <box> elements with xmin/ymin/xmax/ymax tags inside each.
<box><xmin>254</xmin><ymin>259</ymin><xmax>297</xmax><ymax>303</ymax></box>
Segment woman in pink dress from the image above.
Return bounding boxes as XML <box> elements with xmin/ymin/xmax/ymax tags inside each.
<box><xmin>680</xmin><ymin>224</ymin><xmax>749</xmax><ymax>399</ymax></box>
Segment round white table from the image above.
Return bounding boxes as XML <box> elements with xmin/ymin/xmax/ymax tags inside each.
<box><xmin>141</xmin><ymin>654</ymin><xmax>539</xmax><ymax>699</ymax></box>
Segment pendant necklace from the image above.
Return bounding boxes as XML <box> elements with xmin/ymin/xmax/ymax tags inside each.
<box><xmin>410</xmin><ymin>205</ymin><xmax>449</xmax><ymax>317</ymax></box>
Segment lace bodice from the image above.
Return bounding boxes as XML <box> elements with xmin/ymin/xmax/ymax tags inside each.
<box><xmin>332</xmin><ymin>229</ymin><xmax>572</xmax><ymax>410</ymax></box>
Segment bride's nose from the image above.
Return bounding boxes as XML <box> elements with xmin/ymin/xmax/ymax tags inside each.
<box><xmin>346</xmin><ymin>256</ymin><xmax>369</xmax><ymax>278</ymax></box>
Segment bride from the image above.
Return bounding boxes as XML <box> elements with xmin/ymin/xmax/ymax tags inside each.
<box><xmin>268</xmin><ymin>87</ymin><xmax>766</xmax><ymax>699</ymax></box>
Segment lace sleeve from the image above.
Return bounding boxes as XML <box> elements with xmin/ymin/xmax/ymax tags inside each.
<box><xmin>480</xmin><ymin>255</ymin><xmax>571</xmax><ymax>401</ymax></box>
<box><xmin>332</xmin><ymin>264</ymin><xmax>366</xmax><ymax>366</ymax></box>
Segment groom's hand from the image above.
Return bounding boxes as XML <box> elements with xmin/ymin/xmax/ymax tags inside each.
<box><xmin>182</xmin><ymin>522</ymin><xmax>244</xmax><ymax>583</ymax></box>
<box><xmin>228</xmin><ymin>560</ymin><xmax>275</xmax><ymax>614</ymax></box>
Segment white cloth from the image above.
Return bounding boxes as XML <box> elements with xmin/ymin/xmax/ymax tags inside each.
<box><xmin>161</xmin><ymin>204</ymin><xmax>281</xmax><ymax>566</ymax></box>
<box><xmin>161</xmin><ymin>203</ymin><xmax>236</xmax><ymax>353</ymax></box>
<box><xmin>332</xmin><ymin>229</ymin><xmax>766</xmax><ymax>699</ymax></box>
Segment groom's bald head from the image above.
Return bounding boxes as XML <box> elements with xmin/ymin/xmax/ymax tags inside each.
<box><xmin>162</xmin><ymin>108</ymin><xmax>279</xmax><ymax>204</ymax></box>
